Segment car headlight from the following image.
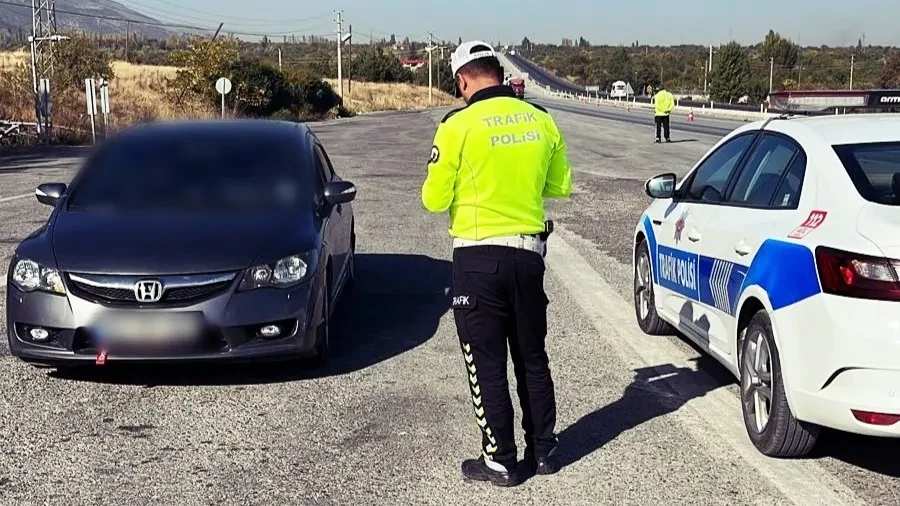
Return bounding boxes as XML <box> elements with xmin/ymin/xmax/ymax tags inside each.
<box><xmin>238</xmin><ymin>253</ymin><xmax>314</xmax><ymax>291</ymax></box>
<box><xmin>10</xmin><ymin>258</ymin><xmax>66</xmax><ymax>295</ymax></box>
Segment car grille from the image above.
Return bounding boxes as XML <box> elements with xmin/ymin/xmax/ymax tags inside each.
<box><xmin>66</xmin><ymin>274</ymin><xmax>235</xmax><ymax>306</ymax></box>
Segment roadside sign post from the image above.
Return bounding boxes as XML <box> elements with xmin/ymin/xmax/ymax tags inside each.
<box><xmin>215</xmin><ymin>77</ymin><xmax>232</xmax><ymax>119</ymax></box>
<box><xmin>84</xmin><ymin>78</ymin><xmax>97</xmax><ymax>143</ymax></box>
<box><xmin>99</xmin><ymin>78</ymin><xmax>110</xmax><ymax>136</ymax></box>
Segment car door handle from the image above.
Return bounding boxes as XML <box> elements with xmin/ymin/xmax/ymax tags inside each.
<box><xmin>687</xmin><ymin>230</ymin><xmax>701</xmax><ymax>242</ymax></box>
<box><xmin>734</xmin><ymin>242</ymin><xmax>752</xmax><ymax>256</ymax></box>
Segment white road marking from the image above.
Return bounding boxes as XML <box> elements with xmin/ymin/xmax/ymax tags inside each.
<box><xmin>0</xmin><ymin>193</ymin><xmax>31</xmax><ymax>204</ymax></box>
<box><xmin>545</xmin><ymin>226</ymin><xmax>864</xmax><ymax>506</ymax></box>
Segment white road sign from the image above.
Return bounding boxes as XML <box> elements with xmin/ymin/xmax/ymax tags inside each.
<box><xmin>84</xmin><ymin>78</ymin><xmax>96</xmax><ymax>116</ymax></box>
<box><xmin>99</xmin><ymin>79</ymin><xmax>110</xmax><ymax>115</ymax></box>
<box><xmin>215</xmin><ymin>77</ymin><xmax>232</xmax><ymax>95</ymax></box>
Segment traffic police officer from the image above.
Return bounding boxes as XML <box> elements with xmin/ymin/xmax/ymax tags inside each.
<box><xmin>653</xmin><ymin>83</ymin><xmax>676</xmax><ymax>143</ymax></box>
<box><xmin>421</xmin><ymin>40</ymin><xmax>572</xmax><ymax>487</ymax></box>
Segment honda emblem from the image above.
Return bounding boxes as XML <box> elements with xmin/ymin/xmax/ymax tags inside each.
<box><xmin>134</xmin><ymin>279</ymin><xmax>163</xmax><ymax>303</ymax></box>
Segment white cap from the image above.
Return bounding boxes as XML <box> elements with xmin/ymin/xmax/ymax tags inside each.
<box><xmin>451</xmin><ymin>40</ymin><xmax>496</xmax><ymax>76</ymax></box>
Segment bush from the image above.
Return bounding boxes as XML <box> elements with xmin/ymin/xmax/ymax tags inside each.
<box><xmin>349</xmin><ymin>47</ymin><xmax>414</xmax><ymax>83</ymax></box>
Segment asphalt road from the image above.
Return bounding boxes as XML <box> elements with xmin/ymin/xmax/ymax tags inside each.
<box><xmin>0</xmin><ymin>104</ymin><xmax>897</xmax><ymax>506</ymax></box>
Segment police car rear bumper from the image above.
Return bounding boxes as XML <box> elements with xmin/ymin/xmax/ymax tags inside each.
<box><xmin>774</xmin><ymin>295</ymin><xmax>900</xmax><ymax>436</ymax></box>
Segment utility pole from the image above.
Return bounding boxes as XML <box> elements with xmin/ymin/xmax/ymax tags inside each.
<box><xmin>125</xmin><ymin>21</ymin><xmax>129</xmax><ymax>62</ymax></box>
<box><xmin>708</xmin><ymin>45</ymin><xmax>713</xmax><ymax>74</ymax></box>
<box><xmin>278</xmin><ymin>47</ymin><xmax>282</xmax><ymax>72</ymax></box>
<box><xmin>427</xmin><ymin>32</ymin><xmax>435</xmax><ymax>106</ymax></box>
<box><xmin>29</xmin><ymin>0</ymin><xmax>67</xmax><ymax>142</ymax></box>
<box><xmin>849</xmin><ymin>54</ymin><xmax>855</xmax><ymax>90</ymax></box>
<box><xmin>334</xmin><ymin>10</ymin><xmax>344</xmax><ymax>98</ymax></box>
<box><xmin>769</xmin><ymin>57</ymin><xmax>774</xmax><ymax>93</ymax></box>
<box><xmin>347</xmin><ymin>25</ymin><xmax>352</xmax><ymax>97</ymax></box>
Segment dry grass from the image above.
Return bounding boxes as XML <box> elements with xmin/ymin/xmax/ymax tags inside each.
<box><xmin>108</xmin><ymin>60</ymin><xmax>214</xmax><ymax>123</ymax></box>
<box><xmin>326</xmin><ymin>78</ymin><xmax>460</xmax><ymax>113</ymax></box>
<box><xmin>1</xmin><ymin>50</ymin><xmax>459</xmax><ymax>145</ymax></box>
<box><xmin>0</xmin><ymin>50</ymin><xmax>26</xmax><ymax>71</ymax></box>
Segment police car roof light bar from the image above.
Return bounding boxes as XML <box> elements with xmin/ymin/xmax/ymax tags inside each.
<box><xmin>768</xmin><ymin>89</ymin><xmax>900</xmax><ymax>113</ymax></box>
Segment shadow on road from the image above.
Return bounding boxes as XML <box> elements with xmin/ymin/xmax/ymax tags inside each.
<box><xmin>46</xmin><ymin>253</ymin><xmax>451</xmax><ymax>386</ymax></box>
<box><xmin>0</xmin><ymin>146</ymin><xmax>89</xmax><ymax>171</ymax></box>
<box><xmin>813</xmin><ymin>429</ymin><xmax>900</xmax><ymax>478</ymax></box>
<box><xmin>550</xmin><ymin>356</ymin><xmax>723</xmax><ymax>471</ymax></box>
<box><xmin>664</xmin><ymin>139</ymin><xmax>698</xmax><ymax>144</ymax></box>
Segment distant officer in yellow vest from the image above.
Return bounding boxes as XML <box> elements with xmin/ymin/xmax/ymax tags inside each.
<box><xmin>653</xmin><ymin>83</ymin><xmax>676</xmax><ymax>143</ymax></box>
<box><xmin>421</xmin><ymin>40</ymin><xmax>572</xmax><ymax>487</ymax></box>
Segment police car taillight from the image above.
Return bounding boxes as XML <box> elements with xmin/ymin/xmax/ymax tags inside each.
<box><xmin>815</xmin><ymin>246</ymin><xmax>900</xmax><ymax>301</ymax></box>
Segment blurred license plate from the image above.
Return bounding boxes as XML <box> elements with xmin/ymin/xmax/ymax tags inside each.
<box><xmin>93</xmin><ymin>312</ymin><xmax>203</xmax><ymax>346</ymax></box>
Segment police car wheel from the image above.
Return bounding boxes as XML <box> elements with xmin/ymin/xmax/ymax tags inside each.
<box><xmin>739</xmin><ymin>310</ymin><xmax>819</xmax><ymax>457</ymax></box>
<box><xmin>633</xmin><ymin>239</ymin><xmax>674</xmax><ymax>335</ymax></box>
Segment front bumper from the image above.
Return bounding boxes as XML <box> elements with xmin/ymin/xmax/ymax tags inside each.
<box><xmin>775</xmin><ymin>295</ymin><xmax>900</xmax><ymax>436</ymax></box>
<box><xmin>5</xmin><ymin>276</ymin><xmax>320</xmax><ymax>365</ymax></box>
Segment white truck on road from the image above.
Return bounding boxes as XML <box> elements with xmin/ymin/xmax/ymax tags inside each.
<box><xmin>610</xmin><ymin>80</ymin><xmax>634</xmax><ymax>100</ymax></box>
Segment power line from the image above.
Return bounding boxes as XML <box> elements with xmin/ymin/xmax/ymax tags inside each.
<box><xmin>122</xmin><ymin>0</ymin><xmax>332</xmax><ymax>26</ymax></box>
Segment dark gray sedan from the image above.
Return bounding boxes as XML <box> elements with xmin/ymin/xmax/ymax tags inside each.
<box><xmin>6</xmin><ymin>120</ymin><xmax>357</xmax><ymax>366</ymax></box>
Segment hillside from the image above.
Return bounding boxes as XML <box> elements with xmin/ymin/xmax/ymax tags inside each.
<box><xmin>0</xmin><ymin>0</ymin><xmax>169</xmax><ymax>38</ymax></box>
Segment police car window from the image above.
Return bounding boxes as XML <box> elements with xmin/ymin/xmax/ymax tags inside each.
<box><xmin>834</xmin><ymin>142</ymin><xmax>900</xmax><ymax>206</ymax></box>
<box><xmin>683</xmin><ymin>133</ymin><xmax>754</xmax><ymax>203</ymax></box>
<box><xmin>728</xmin><ymin>135</ymin><xmax>799</xmax><ymax>207</ymax></box>
<box><xmin>771</xmin><ymin>151</ymin><xmax>806</xmax><ymax>208</ymax></box>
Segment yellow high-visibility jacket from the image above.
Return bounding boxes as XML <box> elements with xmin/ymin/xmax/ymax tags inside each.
<box><xmin>654</xmin><ymin>89</ymin><xmax>676</xmax><ymax>116</ymax></box>
<box><xmin>421</xmin><ymin>86</ymin><xmax>572</xmax><ymax>240</ymax></box>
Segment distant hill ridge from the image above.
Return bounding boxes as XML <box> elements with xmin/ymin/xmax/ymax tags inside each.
<box><xmin>0</xmin><ymin>0</ymin><xmax>170</xmax><ymax>38</ymax></box>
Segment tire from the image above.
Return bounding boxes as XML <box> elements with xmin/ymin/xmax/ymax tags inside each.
<box><xmin>633</xmin><ymin>239</ymin><xmax>674</xmax><ymax>335</ymax></box>
<box><xmin>310</xmin><ymin>284</ymin><xmax>331</xmax><ymax>368</ymax></box>
<box><xmin>739</xmin><ymin>310</ymin><xmax>819</xmax><ymax>457</ymax></box>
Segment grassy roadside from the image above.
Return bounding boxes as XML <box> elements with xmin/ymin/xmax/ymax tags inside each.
<box><xmin>1</xmin><ymin>51</ymin><xmax>459</xmax><ymax>131</ymax></box>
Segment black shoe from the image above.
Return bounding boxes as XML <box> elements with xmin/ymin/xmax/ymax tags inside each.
<box><xmin>461</xmin><ymin>457</ymin><xmax>519</xmax><ymax>487</ymax></box>
<box><xmin>523</xmin><ymin>449</ymin><xmax>560</xmax><ymax>476</ymax></box>
<box><xmin>654</xmin><ymin>139</ymin><xmax>661</xmax><ymax>143</ymax></box>
<box><xmin>666</xmin><ymin>138</ymin><xmax>671</xmax><ymax>143</ymax></box>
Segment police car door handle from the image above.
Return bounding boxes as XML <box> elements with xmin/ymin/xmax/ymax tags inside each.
<box><xmin>687</xmin><ymin>230</ymin><xmax>701</xmax><ymax>242</ymax></box>
<box><xmin>734</xmin><ymin>242</ymin><xmax>752</xmax><ymax>256</ymax></box>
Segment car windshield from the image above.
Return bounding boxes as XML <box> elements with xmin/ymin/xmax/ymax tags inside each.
<box><xmin>67</xmin><ymin>130</ymin><xmax>312</xmax><ymax>211</ymax></box>
<box><xmin>834</xmin><ymin>141</ymin><xmax>900</xmax><ymax>206</ymax></box>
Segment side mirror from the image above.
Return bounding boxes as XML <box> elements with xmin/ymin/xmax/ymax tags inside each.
<box><xmin>35</xmin><ymin>183</ymin><xmax>67</xmax><ymax>207</ymax></box>
<box><xmin>645</xmin><ymin>173</ymin><xmax>676</xmax><ymax>199</ymax></box>
<box><xmin>324</xmin><ymin>180</ymin><xmax>356</xmax><ymax>206</ymax></box>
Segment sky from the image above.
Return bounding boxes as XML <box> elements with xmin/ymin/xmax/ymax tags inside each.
<box><xmin>116</xmin><ymin>0</ymin><xmax>900</xmax><ymax>47</ymax></box>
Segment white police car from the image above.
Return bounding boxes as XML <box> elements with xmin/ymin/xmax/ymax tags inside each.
<box><xmin>632</xmin><ymin>90</ymin><xmax>900</xmax><ymax>457</ymax></box>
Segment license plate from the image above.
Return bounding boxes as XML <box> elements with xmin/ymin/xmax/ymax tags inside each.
<box><xmin>91</xmin><ymin>312</ymin><xmax>203</xmax><ymax>348</ymax></box>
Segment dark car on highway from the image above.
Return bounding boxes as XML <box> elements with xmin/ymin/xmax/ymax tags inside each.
<box><xmin>6</xmin><ymin>120</ymin><xmax>357</xmax><ymax>367</ymax></box>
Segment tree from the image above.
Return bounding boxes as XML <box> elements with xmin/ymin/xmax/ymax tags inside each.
<box><xmin>709</xmin><ymin>41</ymin><xmax>751</xmax><ymax>102</ymax></box>
<box><xmin>879</xmin><ymin>52</ymin><xmax>900</xmax><ymax>88</ymax></box>
<box><xmin>165</xmin><ymin>37</ymin><xmax>239</xmax><ymax>106</ymax></box>
<box><xmin>758</xmin><ymin>30</ymin><xmax>799</xmax><ymax>70</ymax></box>
<box><xmin>224</xmin><ymin>59</ymin><xmax>287</xmax><ymax>117</ymax></box>
<box><xmin>606</xmin><ymin>47</ymin><xmax>630</xmax><ymax>83</ymax></box>
<box><xmin>349</xmin><ymin>47</ymin><xmax>413</xmax><ymax>83</ymax></box>
<box><xmin>578</xmin><ymin>37</ymin><xmax>590</xmax><ymax>48</ymax></box>
<box><xmin>389</xmin><ymin>34</ymin><xmax>396</xmax><ymax>45</ymax></box>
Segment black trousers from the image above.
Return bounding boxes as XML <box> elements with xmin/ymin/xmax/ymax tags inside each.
<box><xmin>655</xmin><ymin>115</ymin><xmax>670</xmax><ymax>141</ymax></box>
<box><xmin>450</xmin><ymin>245</ymin><xmax>557</xmax><ymax>470</ymax></box>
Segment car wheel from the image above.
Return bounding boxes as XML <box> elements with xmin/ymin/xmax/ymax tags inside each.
<box><xmin>311</xmin><ymin>285</ymin><xmax>331</xmax><ymax>368</ymax></box>
<box><xmin>740</xmin><ymin>310</ymin><xmax>819</xmax><ymax>457</ymax></box>
<box><xmin>633</xmin><ymin>239</ymin><xmax>673</xmax><ymax>335</ymax></box>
